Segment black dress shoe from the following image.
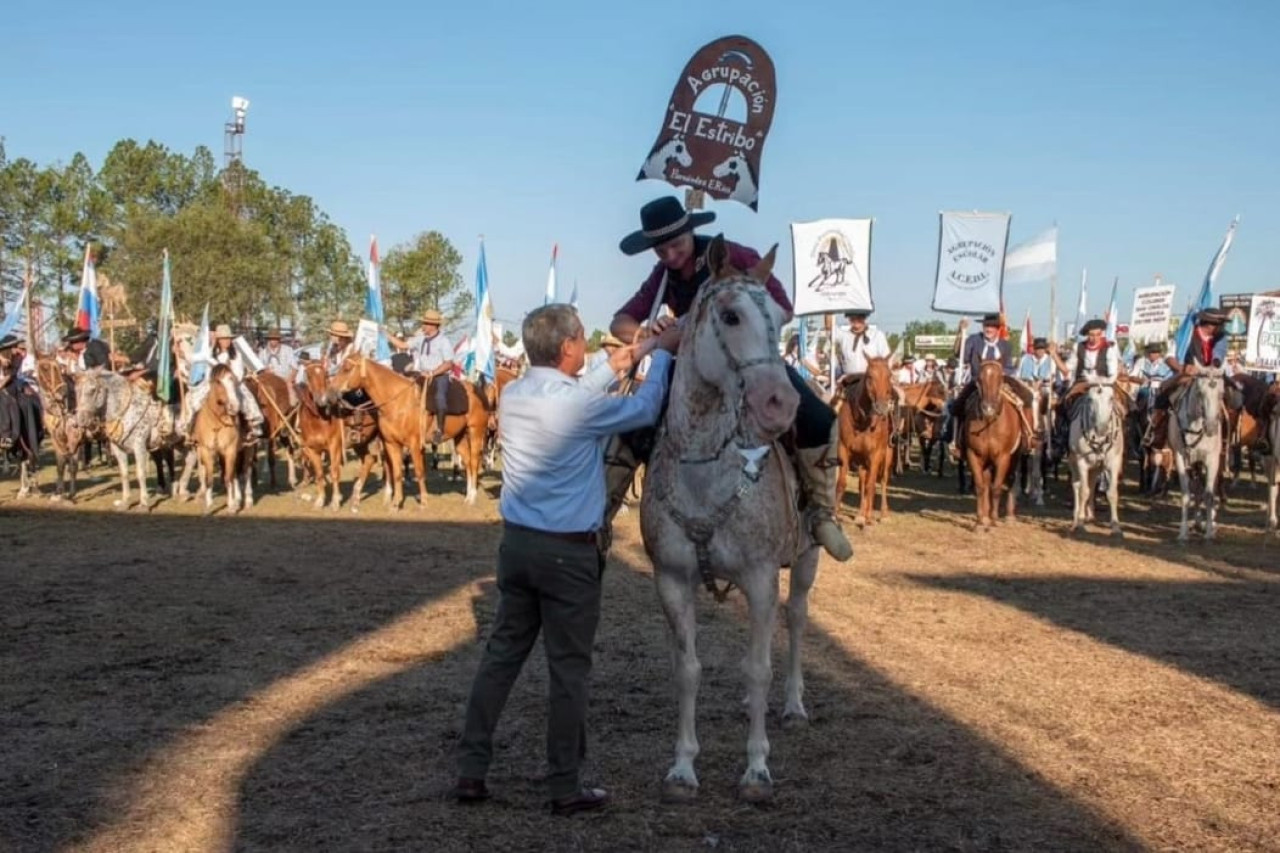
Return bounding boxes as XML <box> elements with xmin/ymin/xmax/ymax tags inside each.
<box><xmin>550</xmin><ymin>787</ymin><xmax>610</xmax><ymax>817</ymax></box>
<box><xmin>452</xmin><ymin>777</ymin><xmax>491</xmax><ymax>803</ymax></box>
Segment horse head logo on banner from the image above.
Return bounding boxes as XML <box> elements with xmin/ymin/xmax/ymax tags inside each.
<box><xmin>636</xmin><ymin>35</ymin><xmax>777</xmax><ymax>211</ymax></box>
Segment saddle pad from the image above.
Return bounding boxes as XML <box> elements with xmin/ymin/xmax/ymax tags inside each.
<box><xmin>424</xmin><ymin>379</ymin><xmax>470</xmax><ymax>416</ymax></box>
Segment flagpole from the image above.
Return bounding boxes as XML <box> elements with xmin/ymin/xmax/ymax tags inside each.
<box><xmin>22</xmin><ymin>256</ymin><xmax>35</xmax><ymax>356</ymax></box>
<box><xmin>1048</xmin><ymin>267</ymin><xmax>1058</xmax><ymax>347</ymax></box>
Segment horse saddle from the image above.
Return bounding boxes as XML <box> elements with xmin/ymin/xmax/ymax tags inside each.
<box><xmin>422</xmin><ymin>377</ymin><xmax>470</xmax><ymax>416</ymax></box>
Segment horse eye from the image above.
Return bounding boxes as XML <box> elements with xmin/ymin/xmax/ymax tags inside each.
<box><xmin>721</xmin><ymin>309</ymin><xmax>740</xmax><ymax>326</ymax></box>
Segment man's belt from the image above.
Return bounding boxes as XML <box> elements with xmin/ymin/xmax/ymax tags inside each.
<box><xmin>504</xmin><ymin>521</ymin><xmax>599</xmax><ymax>547</ymax></box>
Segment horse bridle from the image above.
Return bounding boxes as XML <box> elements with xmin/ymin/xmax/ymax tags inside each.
<box><xmin>1175</xmin><ymin>373</ymin><xmax>1222</xmax><ymax>449</ymax></box>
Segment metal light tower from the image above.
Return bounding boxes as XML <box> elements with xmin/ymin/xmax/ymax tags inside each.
<box><xmin>223</xmin><ymin>95</ymin><xmax>250</xmax><ymax>213</ymax></box>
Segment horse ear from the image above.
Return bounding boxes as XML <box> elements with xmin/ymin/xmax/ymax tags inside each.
<box><xmin>707</xmin><ymin>234</ymin><xmax>730</xmax><ymax>279</ymax></box>
<box><xmin>749</xmin><ymin>244</ymin><xmax>778</xmax><ymax>283</ymax></box>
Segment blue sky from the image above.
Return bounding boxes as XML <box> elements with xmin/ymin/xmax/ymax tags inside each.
<box><xmin>5</xmin><ymin>0</ymin><xmax>1276</xmax><ymax>337</ymax></box>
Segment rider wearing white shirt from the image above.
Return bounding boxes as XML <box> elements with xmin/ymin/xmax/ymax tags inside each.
<box><xmin>832</xmin><ymin>310</ymin><xmax>891</xmax><ymax>383</ymax></box>
<box><xmin>386</xmin><ymin>309</ymin><xmax>455</xmax><ymax>444</ymax></box>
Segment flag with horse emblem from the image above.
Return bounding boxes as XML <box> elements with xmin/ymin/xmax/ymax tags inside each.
<box><xmin>636</xmin><ymin>35</ymin><xmax>777</xmax><ymax>211</ymax></box>
<box><xmin>790</xmin><ymin>218</ymin><xmax>873</xmax><ymax>316</ymax></box>
<box><xmin>931</xmin><ymin>211</ymin><xmax>1012</xmax><ymax>315</ymax></box>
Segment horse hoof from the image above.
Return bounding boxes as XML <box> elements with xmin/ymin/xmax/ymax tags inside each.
<box><xmin>660</xmin><ymin>778</ymin><xmax>699</xmax><ymax>804</ymax></box>
<box><xmin>1110</xmin><ymin>527</ymin><xmax>1124</xmax><ymax>539</ymax></box>
<box><xmin>738</xmin><ymin>775</ymin><xmax>774</xmax><ymax>804</ymax></box>
<box><xmin>782</xmin><ymin>711</ymin><xmax>810</xmax><ymax>730</ymax></box>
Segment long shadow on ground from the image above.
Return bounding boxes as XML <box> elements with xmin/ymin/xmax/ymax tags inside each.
<box><xmin>0</xmin><ymin>506</ymin><xmax>1142</xmax><ymax>852</ymax></box>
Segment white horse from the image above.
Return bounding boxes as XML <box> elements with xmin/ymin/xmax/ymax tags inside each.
<box><xmin>1067</xmin><ymin>382</ymin><xmax>1125</xmax><ymax>536</ymax></box>
<box><xmin>74</xmin><ymin>370</ymin><xmax>174</xmax><ymax>510</ymax></box>
<box><xmin>641</xmin><ymin>234</ymin><xmax>821</xmax><ymax>804</ymax></box>
<box><xmin>640</xmin><ymin>135</ymin><xmax>693</xmax><ymax>180</ymax></box>
<box><xmin>1265</xmin><ymin>400</ymin><xmax>1280</xmax><ymax>535</ymax></box>
<box><xmin>711</xmin><ymin>152</ymin><xmax>758</xmax><ymax>207</ymax></box>
<box><xmin>1168</xmin><ymin>368</ymin><xmax>1225</xmax><ymax>541</ymax></box>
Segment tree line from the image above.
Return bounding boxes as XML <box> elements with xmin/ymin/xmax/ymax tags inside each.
<box><xmin>0</xmin><ymin>137</ymin><xmax>471</xmax><ymax>350</ymax></box>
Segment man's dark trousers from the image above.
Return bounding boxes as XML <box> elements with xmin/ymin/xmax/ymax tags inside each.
<box><xmin>457</xmin><ymin>524</ymin><xmax>603</xmax><ymax>798</ymax></box>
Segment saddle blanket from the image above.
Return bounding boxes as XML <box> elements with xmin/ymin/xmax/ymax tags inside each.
<box><xmin>423</xmin><ymin>378</ymin><xmax>470</xmax><ymax>416</ymax></box>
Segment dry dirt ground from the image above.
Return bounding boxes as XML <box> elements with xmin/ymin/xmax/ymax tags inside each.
<box><xmin>1</xmin><ymin>454</ymin><xmax>1277</xmax><ymax>852</ymax></box>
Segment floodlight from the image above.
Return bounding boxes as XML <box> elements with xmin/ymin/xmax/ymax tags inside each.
<box><xmin>232</xmin><ymin>96</ymin><xmax>250</xmax><ymax>113</ymax></box>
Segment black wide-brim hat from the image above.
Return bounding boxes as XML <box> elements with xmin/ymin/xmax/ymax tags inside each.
<box><xmin>620</xmin><ymin>196</ymin><xmax>716</xmax><ymax>256</ymax></box>
<box><xmin>1196</xmin><ymin>308</ymin><xmax>1227</xmax><ymax>325</ymax></box>
<box><xmin>1144</xmin><ymin>342</ymin><xmax>1164</xmax><ymax>354</ymax></box>
<box><xmin>1080</xmin><ymin>318</ymin><xmax>1107</xmax><ymax>334</ymax></box>
<box><xmin>981</xmin><ymin>313</ymin><xmax>1002</xmax><ymax>326</ymax></box>
<box><xmin>62</xmin><ymin>328</ymin><xmax>90</xmax><ymax>344</ymax></box>
<box><xmin>1032</xmin><ymin>337</ymin><xmax>1049</xmax><ymax>349</ymax></box>
<box><xmin>0</xmin><ymin>333</ymin><xmax>21</xmax><ymax>351</ymax></box>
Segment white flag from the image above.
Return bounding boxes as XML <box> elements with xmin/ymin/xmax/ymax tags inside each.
<box><xmin>790</xmin><ymin>218</ymin><xmax>873</xmax><ymax>316</ymax></box>
<box><xmin>931</xmin><ymin>211</ymin><xmax>1012</xmax><ymax>315</ymax></box>
<box><xmin>1003</xmin><ymin>226</ymin><xmax>1057</xmax><ymax>284</ymax></box>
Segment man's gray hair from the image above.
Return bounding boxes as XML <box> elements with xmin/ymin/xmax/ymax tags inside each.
<box><xmin>522</xmin><ymin>304</ymin><xmax>583</xmax><ymax>366</ymax></box>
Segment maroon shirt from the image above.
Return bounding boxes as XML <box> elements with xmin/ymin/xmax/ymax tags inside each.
<box><xmin>615</xmin><ymin>235</ymin><xmax>793</xmax><ymax>323</ymax></box>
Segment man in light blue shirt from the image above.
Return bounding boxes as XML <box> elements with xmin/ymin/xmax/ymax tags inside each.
<box><xmin>456</xmin><ymin>303</ymin><xmax>681</xmax><ymax>817</ymax></box>
<box><xmin>1017</xmin><ymin>338</ymin><xmax>1055</xmax><ymax>385</ymax></box>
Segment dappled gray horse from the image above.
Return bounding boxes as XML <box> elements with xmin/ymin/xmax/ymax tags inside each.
<box><xmin>75</xmin><ymin>370</ymin><xmax>174</xmax><ymax>510</ymax></box>
<box><xmin>640</xmin><ymin>235</ymin><xmax>822</xmax><ymax>804</ymax></box>
<box><xmin>1067</xmin><ymin>383</ymin><xmax>1125</xmax><ymax>536</ymax></box>
<box><xmin>1169</xmin><ymin>368</ymin><xmax>1225</xmax><ymax>542</ymax></box>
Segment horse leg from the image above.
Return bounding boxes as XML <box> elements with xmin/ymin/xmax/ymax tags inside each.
<box><xmin>656</xmin><ymin>572</ymin><xmax>701</xmax><ymax>803</ymax></box>
<box><xmin>1204</xmin><ymin>454</ymin><xmax>1220</xmax><ymax>541</ymax></box>
<box><xmin>176</xmin><ymin>448</ymin><xmax>198</xmax><ymax>501</ymax></box>
<box><xmin>739</xmin><ymin>570</ymin><xmax>779</xmax><ymax>803</ymax></box>
<box><xmin>241</xmin><ymin>446</ymin><xmax>256</xmax><ymax>510</ymax></box>
<box><xmin>1070</xmin><ymin>460</ymin><xmax>1086</xmax><ymax>532</ymax></box>
<box><xmin>112</xmin><ymin>444</ymin><xmax>132</xmax><ymax>510</ymax></box>
<box><xmin>878</xmin><ymin>447</ymin><xmax>891</xmax><ymax>519</ymax></box>
<box><xmin>410</xmin><ymin>438</ymin><xmax>429</xmax><ymax>508</ymax></box>
<box><xmin>856</xmin><ymin>461</ymin><xmax>872</xmax><ymax>528</ymax></box>
<box><xmin>1175</xmin><ymin>453</ymin><xmax>1192</xmax><ymax>542</ymax></box>
<box><xmin>835</xmin><ymin>445</ymin><xmax>850</xmax><ymax>518</ymax></box>
<box><xmin>993</xmin><ymin>453</ymin><xmax>1014</xmax><ymax>523</ymax></box>
<box><xmin>198</xmin><ymin>446</ymin><xmax>215</xmax><ymax>514</ymax></box>
<box><xmin>462</xmin><ymin>430</ymin><xmax>480</xmax><ymax>505</ymax></box>
<box><xmin>224</xmin><ymin>447</ymin><xmax>241</xmax><ymax>514</ymax></box>
<box><xmin>1266</xmin><ymin>456</ymin><xmax>1279</xmax><ymax>534</ymax></box>
<box><xmin>327</xmin><ymin>437</ymin><xmax>343</xmax><ymax>511</ymax></box>
<box><xmin>301</xmin><ymin>447</ymin><xmax>325</xmax><ymax>507</ymax></box>
<box><xmin>783</xmin><ymin>550</ymin><xmax>819</xmax><ymax>727</ymax></box>
<box><xmin>387</xmin><ymin>441</ymin><xmax>406</xmax><ymax>510</ymax></box>
<box><xmin>967</xmin><ymin>450</ymin><xmax>990</xmax><ymax>529</ymax></box>
<box><xmin>1107</xmin><ymin>455</ymin><xmax>1123</xmax><ymax>537</ymax></box>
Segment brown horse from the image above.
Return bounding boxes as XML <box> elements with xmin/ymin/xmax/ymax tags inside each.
<box><xmin>901</xmin><ymin>378</ymin><xmax>949</xmax><ymax>475</ymax></box>
<box><xmin>35</xmin><ymin>357</ymin><xmax>84</xmax><ymax>500</ymax></box>
<box><xmin>964</xmin><ymin>360</ymin><xmax>1025</xmax><ymax>529</ymax></box>
<box><xmin>192</xmin><ymin>365</ymin><xmax>252</xmax><ymax>515</ymax></box>
<box><xmin>425</xmin><ymin>372</ymin><xmax>491</xmax><ymax>505</ymax></box>
<box><xmin>479</xmin><ymin>364</ymin><xmax>520</xmax><ymax>471</ymax></box>
<box><xmin>835</xmin><ymin>357</ymin><xmax>895</xmax><ymax>527</ymax></box>
<box><xmin>294</xmin><ymin>361</ymin><xmax>346</xmax><ymax>510</ymax></box>
<box><xmin>244</xmin><ymin>371</ymin><xmax>298</xmax><ymax>490</ymax></box>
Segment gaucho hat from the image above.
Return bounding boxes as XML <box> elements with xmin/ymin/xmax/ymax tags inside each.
<box><xmin>1079</xmin><ymin>318</ymin><xmax>1107</xmax><ymax>334</ymax></box>
<box><xmin>62</xmin><ymin>328</ymin><xmax>90</xmax><ymax>345</ymax></box>
<box><xmin>619</xmin><ymin>196</ymin><xmax>716</xmax><ymax>256</ymax></box>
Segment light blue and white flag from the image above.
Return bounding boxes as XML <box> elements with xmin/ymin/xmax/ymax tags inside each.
<box><xmin>1003</xmin><ymin>226</ymin><xmax>1057</xmax><ymax>285</ymax></box>
<box><xmin>1173</xmin><ymin>217</ymin><xmax>1239</xmax><ymax>360</ymax></box>
<box><xmin>366</xmin><ymin>236</ymin><xmax>391</xmax><ymax>361</ymax></box>
<box><xmin>471</xmin><ymin>239</ymin><xmax>495</xmax><ymax>379</ymax></box>
<box><xmin>189</xmin><ymin>302</ymin><xmax>210</xmax><ymax>386</ymax></box>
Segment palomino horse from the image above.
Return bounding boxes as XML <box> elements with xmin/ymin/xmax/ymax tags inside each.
<box><xmin>75</xmin><ymin>369</ymin><xmax>174</xmax><ymax>510</ymax></box>
<box><xmin>1169</xmin><ymin>368</ymin><xmax>1226</xmax><ymax>541</ymax></box>
<box><xmin>835</xmin><ymin>357</ymin><xmax>894</xmax><ymax>527</ymax></box>
<box><xmin>1066</xmin><ymin>383</ymin><xmax>1125</xmax><ymax>536</ymax></box>
<box><xmin>641</xmin><ymin>235</ymin><xmax>820</xmax><ymax>804</ymax></box>
<box><xmin>192</xmin><ymin>365</ymin><xmax>253</xmax><ymax>514</ymax></box>
<box><xmin>963</xmin><ymin>361</ymin><xmax>1026</xmax><ymax>529</ymax></box>
<box><xmin>36</xmin><ymin>358</ymin><xmax>83</xmax><ymax>500</ymax></box>
<box><xmin>331</xmin><ymin>354</ymin><xmax>426</xmax><ymax>510</ymax></box>
<box><xmin>245</xmin><ymin>371</ymin><xmax>298</xmax><ymax>490</ymax></box>
<box><xmin>295</xmin><ymin>361</ymin><xmax>345</xmax><ymax>510</ymax></box>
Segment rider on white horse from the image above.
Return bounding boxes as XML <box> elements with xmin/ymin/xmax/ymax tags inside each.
<box><xmin>1144</xmin><ymin>309</ymin><xmax>1230</xmax><ymax>446</ymax></box>
<box><xmin>1051</xmin><ymin>319</ymin><xmax>1127</xmax><ymax>417</ymax></box>
<box><xmin>606</xmin><ymin>196</ymin><xmax>853</xmax><ymax>563</ymax></box>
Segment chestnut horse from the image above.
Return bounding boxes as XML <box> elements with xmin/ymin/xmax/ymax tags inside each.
<box><xmin>835</xmin><ymin>358</ymin><xmax>895</xmax><ymax>527</ymax></box>
<box><xmin>296</xmin><ymin>361</ymin><xmax>345</xmax><ymax>510</ymax></box>
<box><xmin>963</xmin><ymin>360</ymin><xmax>1025</xmax><ymax>529</ymax></box>
<box><xmin>244</xmin><ymin>371</ymin><xmax>298</xmax><ymax>490</ymax></box>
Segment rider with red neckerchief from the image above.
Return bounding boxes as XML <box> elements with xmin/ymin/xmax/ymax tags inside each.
<box><xmin>605</xmin><ymin>196</ymin><xmax>853</xmax><ymax>563</ymax></box>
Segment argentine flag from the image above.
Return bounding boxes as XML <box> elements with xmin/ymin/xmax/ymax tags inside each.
<box><xmin>472</xmin><ymin>240</ymin><xmax>495</xmax><ymax>379</ymax></box>
<box><xmin>366</xmin><ymin>236</ymin><xmax>391</xmax><ymax>361</ymax></box>
<box><xmin>1172</xmin><ymin>217</ymin><xmax>1239</xmax><ymax>361</ymax></box>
